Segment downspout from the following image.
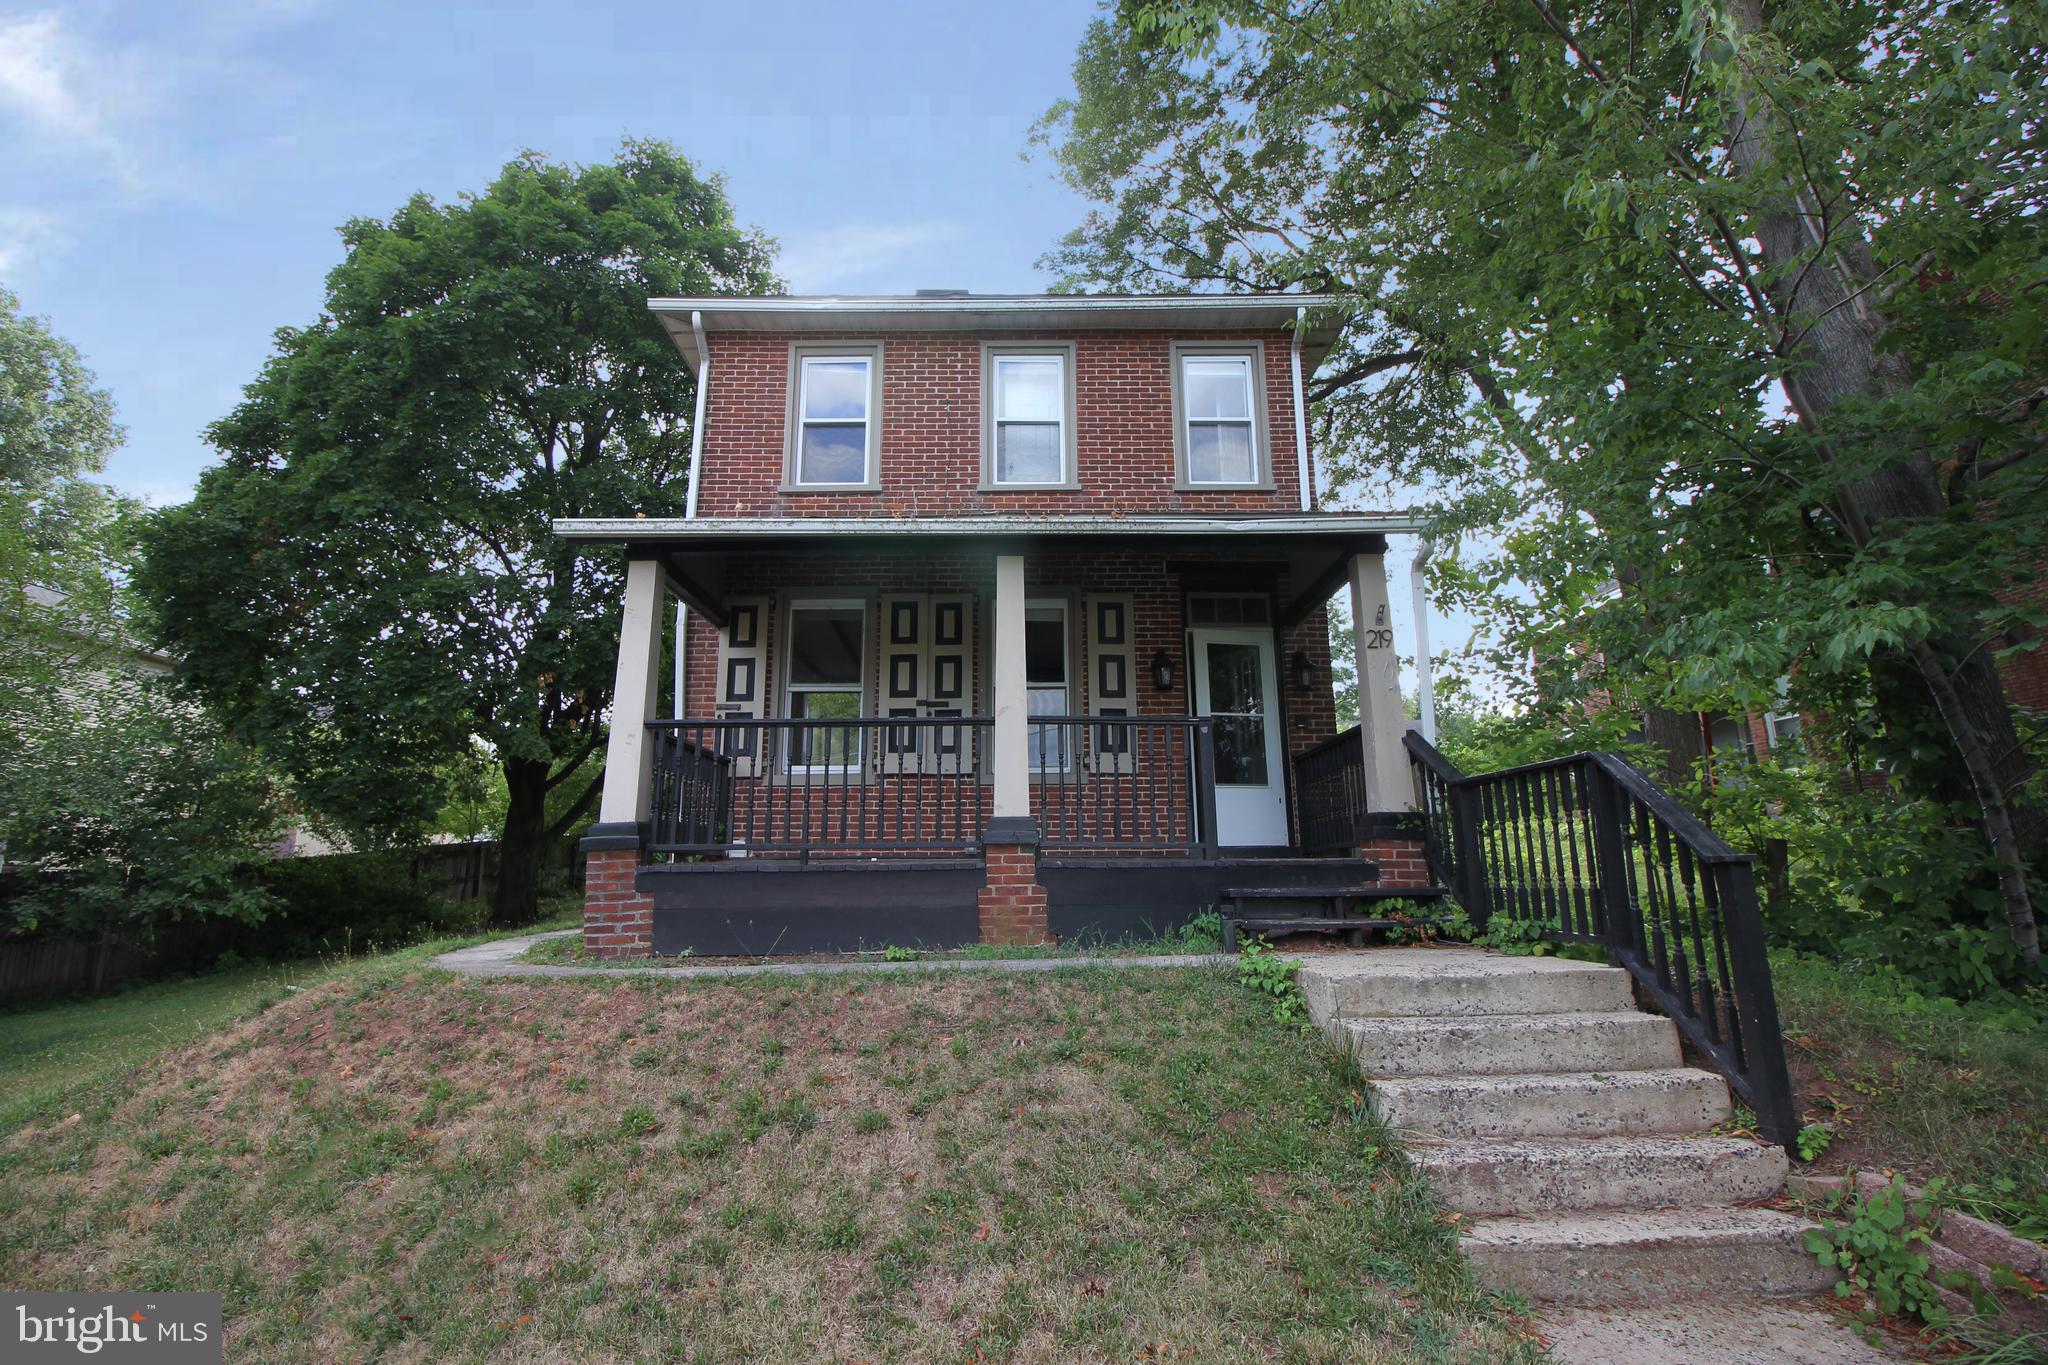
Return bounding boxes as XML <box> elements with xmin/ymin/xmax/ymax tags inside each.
<box><xmin>1410</xmin><ymin>534</ymin><xmax>1437</xmax><ymax>744</ymax></box>
<box><xmin>1290</xmin><ymin>306</ymin><xmax>1312</xmax><ymax>512</ymax></box>
<box><xmin>676</xmin><ymin>311</ymin><xmax>709</xmax><ymax>717</ymax></box>
<box><xmin>682</xmin><ymin>310</ymin><xmax>709</xmax><ymax>520</ymax></box>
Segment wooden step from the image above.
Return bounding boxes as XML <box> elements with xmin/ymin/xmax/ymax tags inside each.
<box><xmin>1221</xmin><ymin>915</ymin><xmax>1441</xmax><ymax>950</ymax></box>
<box><xmin>1223</xmin><ymin>884</ymin><xmax>1385</xmax><ymax>900</ymax></box>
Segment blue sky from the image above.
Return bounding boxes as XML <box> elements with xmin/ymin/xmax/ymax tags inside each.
<box><xmin>0</xmin><ymin>0</ymin><xmax>1102</xmax><ymax>504</ymax></box>
<box><xmin>1</xmin><ymin>0</ymin><xmax>1462</xmax><ymax>694</ymax></box>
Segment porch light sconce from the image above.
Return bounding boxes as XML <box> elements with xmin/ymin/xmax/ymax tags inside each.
<box><xmin>1290</xmin><ymin>650</ymin><xmax>1315</xmax><ymax>692</ymax></box>
<box><xmin>1151</xmin><ymin>649</ymin><xmax>1176</xmax><ymax>692</ymax></box>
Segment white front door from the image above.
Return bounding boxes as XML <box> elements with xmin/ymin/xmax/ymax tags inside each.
<box><xmin>1190</xmin><ymin>627</ymin><xmax>1288</xmax><ymax>847</ymax></box>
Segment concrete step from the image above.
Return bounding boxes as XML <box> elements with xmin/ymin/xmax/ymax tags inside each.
<box><xmin>1370</xmin><ymin>1067</ymin><xmax>1731</xmax><ymax>1140</ymax></box>
<box><xmin>1299</xmin><ymin>948</ymin><xmax>1634</xmax><ymax>1023</ymax></box>
<box><xmin>1414</xmin><ymin>1136</ymin><xmax>1790</xmax><ymax>1216</ymax></box>
<box><xmin>1461</xmin><ymin>1207</ymin><xmax>1833</xmax><ymax>1304</ymax></box>
<box><xmin>1338</xmin><ymin>1010</ymin><xmax>1681</xmax><ymax>1077</ymax></box>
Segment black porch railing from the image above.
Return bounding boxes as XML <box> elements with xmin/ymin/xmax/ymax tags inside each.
<box><xmin>1405</xmin><ymin>732</ymin><xmax>1799</xmax><ymax>1148</ymax></box>
<box><xmin>1292</xmin><ymin>725</ymin><xmax>1371</xmax><ymax>853</ymax></box>
<box><xmin>648</xmin><ymin>717</ymin><xmax>992</xmax><ymax>862</ymax></box>
<box><xmin>1028</xmin><ymin>716</ymin><xmax>1217</xmax><ymax>855</ymax></box>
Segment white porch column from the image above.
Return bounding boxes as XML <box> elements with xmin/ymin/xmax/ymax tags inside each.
<box><xmin>1347</xmin><ymin>550</ymin><xmax>1414</xmax><ymax>811</ymax></box>
<box><xmin>988</xmin><ymin>553</ymin><xmax>1032</xmax><ymax>829</ymax></box>
<box><xmin>596</xmin><ymin>557</ymin><xmax>666</xmax><ymax>831</ymax></box>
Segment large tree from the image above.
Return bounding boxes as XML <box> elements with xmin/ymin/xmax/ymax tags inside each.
<box><xmin>1039</xmin><ymin>1</ymin><xmax>2047</xmax><ymax>970</ymax></box>
<box><xmin>139</xmin><ymin>142</ymin><xmax>780</xmax><ymax>922</ymax></box>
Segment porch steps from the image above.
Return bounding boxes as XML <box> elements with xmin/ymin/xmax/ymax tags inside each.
<box><xmin>1299</xmin><ymin>949</ymin><xmax>1824</xmax><ymax>1305</ymax></box>
<box><xmin>1219</xmin><ymin>884</ymin><xmax>1443</xmax><ymax>951</ymax></box>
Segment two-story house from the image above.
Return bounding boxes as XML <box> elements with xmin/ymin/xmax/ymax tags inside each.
<box><xmin>556</xmin><ymin>292</ymin><xmax>1432</xmax><ymax>957</ymax></box>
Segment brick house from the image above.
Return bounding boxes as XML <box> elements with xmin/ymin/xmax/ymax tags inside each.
<box><xmin>559</xmin><ymin>293</ymin><xmax>1432</xmax><ymax>958</ymax></box>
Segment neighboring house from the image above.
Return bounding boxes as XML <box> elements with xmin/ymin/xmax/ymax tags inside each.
<box><xmin>557</xmin><ymin>292</ymin><xmax>1433</xmax><ymax>958</ymax></box>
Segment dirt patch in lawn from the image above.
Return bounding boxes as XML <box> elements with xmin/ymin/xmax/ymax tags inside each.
<box><xmin>0</xmin><ymin>964</ymin><xmax>1535</xmax><ymax>1363</ymax></box>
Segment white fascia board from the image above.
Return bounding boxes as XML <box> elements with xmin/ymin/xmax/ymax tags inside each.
<box><xmin>551</xmin><ymin>513</ymin><xmax>1429</xmax><ymax>542</ymax></box>
<box><xmin>647</xmin><ymin>293</ymin><xmax>1338</xmax><ymax>317</ymax></box>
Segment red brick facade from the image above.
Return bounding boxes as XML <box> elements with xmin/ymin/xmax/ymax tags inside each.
<box><xmin>1359</xmin><ymin>837</ymin><xmax>1434</xmax><ymax>891</ymax></box>
<box><xmin>693</xmin><ymin>330</ymin><xmax>1310</xmax><ymax>518</ymax></box>
<box><xmin>583</xmin><ymin>849</ymin><xmax>653</xmax><ymax>958</ymax></box>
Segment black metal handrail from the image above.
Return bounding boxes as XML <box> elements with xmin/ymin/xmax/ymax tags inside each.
<box><xmin>1292</xmin><ymin>725</ymin><xmax>1370</xmax><ymax>852</ymax></box>
<box><xmin>1404</xmin><ymin>731</ymin><xmax>1799</xmax><ymax>1148</ymax></box>
<box><xmin>648</xmin><ymin>717</ymin><xmax>992</xmax><ymax>862</ymax></box>
<box><xmin>1027</xmin><ymin>715</ymin><xmax>1217</xmax><ymax>855</ymax></box>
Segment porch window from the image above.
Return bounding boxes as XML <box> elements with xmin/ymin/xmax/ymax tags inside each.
<box><xmin>1025</xmin><ymin>601</ymin><xmax>1070</xmax><ymax>769</ymax></box>
<box><xmin>1173</xmin><ymin>344</ymin><xmax>1265</xmax><ymax>487</ymax></box>
<box><xmin>983</xmin><ymin>343</ymin><xmax>1077</xmax><ymax>487</ymax></box>
<box><xmin>789</xmin><ymin>346</ymin><xmax>880</xmax><ymax>487</ymax></box>
<box><xmin>784</xmin><ymin>602</ymin><xmax>866</xmax><ymax>768</ymax></box>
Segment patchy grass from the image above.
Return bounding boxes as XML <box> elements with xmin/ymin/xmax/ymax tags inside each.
<box><xmin>0</xmin><ymin>904</ymin><xmax>582</xmax><ymax>1131</ymax></box>
<box><xmin>0</xmin><ymin>961</ymin><xmax>1534</xmax><ymax>1362</ymax></box>
<box><xmin>1774</xmin><ymin>950</ymin><xmax>2048</xmax><ymax>1234</ymax></box>
<box><xmin>518</xmin><ymin>917</ymin><xmax>1228</xmax><ymax>968</ymax></box>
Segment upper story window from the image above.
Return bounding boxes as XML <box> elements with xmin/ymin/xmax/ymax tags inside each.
<box><xmin>786</xmin><ymin>344</ymin><xmax>882</xmax><ymax>489</ymax></box>
<box><xmin>982</xmin><ymin>342</ymin><xmax>1077</xmax><ymax>489</ymax></box>
<box><xmin>1172</xmin><ymin>342</ymin><xmax>1269</xmax><ymax>489</ymax></box>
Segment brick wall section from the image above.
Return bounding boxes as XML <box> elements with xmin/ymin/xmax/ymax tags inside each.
<box><xmin>978</xmin><ymin>844</ymin><xmax>1050</xmax><ymax>944</ymax></box>
<box><xmin>582</xmin><ymin>849</ymin><xmax>653</xmax><ymax>959</ymax></box>
<box><xmin>695</xmin><ymin>329</ymin><xmax>1308</xmax><ymax>517</ymax></box>
<box><xmin>1360</xmin><ymin>837</ymin><xmax>1434</xmax><ymax>890</ymax></box>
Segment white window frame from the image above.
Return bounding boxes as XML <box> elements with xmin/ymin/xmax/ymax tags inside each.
<box><xmin>1171</xmin><ymin>341</ymin><xmax>1272</xmax><ymax>490</ymax></box>
<box><xmin>1025</xmin><ymin>597</ymin><xmax>1074</xmax><ymax>772</ymax></box>
<box><xmin>781</xmin><ymin>597</ymin><xmax>870</xmax><ymax>773</ymax></box>
<box><xmin>784</xmin><ymin>343</ymin><xmax>883</xmax><ymax>491</ymax></box>
<box><xmin>981</xmin><ymin>342</ymin><xmax>1079</xmax><ymax>490</ymax></box>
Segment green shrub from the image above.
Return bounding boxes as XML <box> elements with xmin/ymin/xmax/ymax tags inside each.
<box><xmin>247</xmin><ymin>853</ymin><xmax>483</xmax><ymax>960</ymax></box>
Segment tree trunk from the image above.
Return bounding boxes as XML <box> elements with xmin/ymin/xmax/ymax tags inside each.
<box><xmin>491</xmin><ymin>758</ymin><xmax>550</xmax><ymax>926</ymax></box>
<box><xmin>1722</xmin><ymin>0</ymin><xmax>2040</xmax><ymax>968</ymax></box>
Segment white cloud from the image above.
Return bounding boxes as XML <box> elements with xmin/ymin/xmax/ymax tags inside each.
<box><xmin>0</xmin><ymin>11</ymin><xmax>146</xmax><ymax>188</ymax></box>
<box><xmin>0</xmin><ymin>205</ymin><xmax>64</xmax><ymax>273</ymax></box>
<box><xmin>777</xmin><ymin>221</ymin><xmax>966</xmax><ymax>293</ymax></box>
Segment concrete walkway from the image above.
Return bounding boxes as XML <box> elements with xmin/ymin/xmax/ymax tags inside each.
<box><xmin>432</xmin><ymin>930</ymin><xmax>1233</xmax><ymax>980</ymax></box>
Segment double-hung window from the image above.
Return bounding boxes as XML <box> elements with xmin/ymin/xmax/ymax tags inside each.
<box><xmin>784</xmin><ymin>601</ymin><xmax>866</xmax><ymax>768</ymax></box>
<box><xmin>1173</xmin><ymin>343</ymin><xmax>1266</xmax><ymax>487</ymax></box>
<box><xmin>789</xmin><ymin>345</ymin><xmax>881</xmax><ymax>488</ymax></box>
<box><xmin>983</xmin><ymin>343</ymin><xmax>1076</xmax><ymax>488</ymax></box>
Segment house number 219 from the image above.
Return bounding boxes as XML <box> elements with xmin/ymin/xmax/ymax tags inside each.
<box><xmin>1363</xmin><ymin>628</ymin><xmax>1392</xmax><ymax>650</ymax></box>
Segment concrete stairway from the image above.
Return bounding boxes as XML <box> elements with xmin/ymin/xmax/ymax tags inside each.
<box><xmin>1300</xmin><ymin>948</ymin><xmax>1831</xmax><ymax>1305</ymax></box>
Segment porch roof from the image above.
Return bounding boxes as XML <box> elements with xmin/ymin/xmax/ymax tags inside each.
<box><xmin>553</xmin><ymin>513</ymin><xmax>1424</xmax><ymax>631</ymax></box>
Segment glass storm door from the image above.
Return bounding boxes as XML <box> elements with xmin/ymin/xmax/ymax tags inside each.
<box><xmin>1190</xmin><ymin>627</ymin><xmax>1288</xmax><ymax>847</ymax></box>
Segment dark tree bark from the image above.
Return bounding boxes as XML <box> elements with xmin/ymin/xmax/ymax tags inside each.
<box><xmin>1724</xmin><ymin>0</ymin><xmax>2040</xmax><ymax>967</ymax></box>
<box><xmin>492</xmin><ymin>757</ymin><xmax>550</xmax><ymax>926</ymax></box>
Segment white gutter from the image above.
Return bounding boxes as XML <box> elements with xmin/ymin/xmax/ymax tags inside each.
<box><xmin>1290</xmin><ymin>306</ymin><xmax>1312</xmax><ymax>512</ymax></box>
<box><xmin>1410</xmin><ymin>535</ymin><xmax>1438</xmax><ymax>744</ymax></box>
<box><xmin>682</xmin><ymin>309</ymin><xmax>709</xmax><ymax>520</ymax></box>
<box><xmin>554</xmin><ymin>512</ymin><xmax>1430</xmax><ymax>541</ymax></box>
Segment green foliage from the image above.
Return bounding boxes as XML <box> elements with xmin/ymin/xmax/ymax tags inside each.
<box><xmin>1804</xmin><ymin>1176</ymin><xmax>1969</xmax><ymax>1326</ymax></box>
<box><xmin>1705</xmin><ymin>755</ymin><xmax>2029</xmax><ymax>997</ymax></box>
<box><xmin>1</xmin><ymin>675</ymin><xmax>287</xmax><ymax>943</ymax></box>
<box><xmin>1795</xmin><ymin>1122</ymin><xmax>1838</xmax><ymax>1164</ymax></box>
<box><xmin>1042</xmin><ymin>0</ymin><xmax>2048</xmax><ymax>965</ymax></box>
<box><xmin>1176</xmin><ymin>909</ymin><xmax>1224</xmax><ymax>952</ymax></box>
<box><xmin>1236</xmin><ymin>938</ymin><xmax>1309</xmax><ymax>1030</ymax></box>
<box><xmin>881</xmin><ymin>945</ymin><xmax>920</xmax><ymax>963</ymax></box>
<box><xmin>249</xmin><ymin>853</ymin><xmax>483</xmax><ymax>960</ymax></box>
<box><xmin>135</xmin><ymin>141</ymin><xmax>780</xmax><ymax>918</ymax></box>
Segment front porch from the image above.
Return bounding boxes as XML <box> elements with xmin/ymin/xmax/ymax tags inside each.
<box><xmin>568</xmin><ymin>515</ymin><xmax>1435</xmax><ymax>957</ymax></box>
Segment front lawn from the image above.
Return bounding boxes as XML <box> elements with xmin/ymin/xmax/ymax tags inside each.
<box><xmin>0</xmin><ymin>958</ymin><xmax>1533</xmax><ymax>1362</ymax></box>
